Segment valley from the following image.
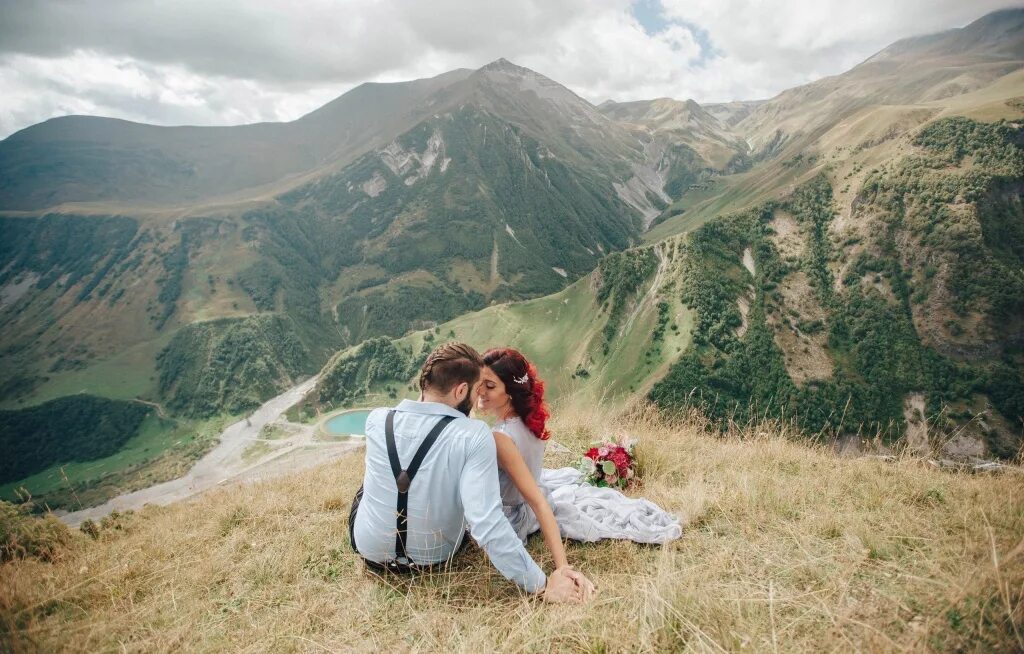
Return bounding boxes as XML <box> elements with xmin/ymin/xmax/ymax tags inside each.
<box><xmin>56</xmin><ymin>376</ymin><xmax>365</xmax><ymax>528</ymax></box>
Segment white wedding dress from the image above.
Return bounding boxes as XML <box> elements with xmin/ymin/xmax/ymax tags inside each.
<box><xmin>494</xmin><ymin>417</ymin><xmax>683</xmax><ymax>545</ymax></box>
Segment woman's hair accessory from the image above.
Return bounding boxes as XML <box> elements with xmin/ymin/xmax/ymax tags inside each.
<box><xmin>513</xmin><ymin>373</ymin><xmax>530</xmax><ymax>385</ymax></box>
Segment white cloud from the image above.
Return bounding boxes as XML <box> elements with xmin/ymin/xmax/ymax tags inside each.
<box><xmin>0</xmin><ymin>51</ymin><xmax>345</xmax><ymax>137</ymax></box>
<box><xmin>660</xmin><ymin>0</ymin><xmax>1021</xmax><ymax>88</ymax></box>
<box><xmin>0</xmin><ymin>0</ymin><xmax>1016</xmax><ymax>138</ymax></box>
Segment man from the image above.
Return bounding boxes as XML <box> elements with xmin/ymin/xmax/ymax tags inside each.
<box><xmin>349</xmin><ymin>342</ymin><xmax>592</xmax><ymax>602</ymax></box>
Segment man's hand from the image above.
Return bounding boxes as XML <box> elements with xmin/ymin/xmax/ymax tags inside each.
<box><xmin>541</xmin><ymin>566</ymin><xmax>595</xmax><ymax>604</ymax></box>
<box><xmin>564</xmin><ymin>567</ymin><xmax>596</xmax><ymax>601</ymax></box>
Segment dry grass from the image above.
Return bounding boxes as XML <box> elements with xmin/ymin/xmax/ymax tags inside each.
<box><xmin>2</xmin><ymin>402</ymin><xmax>1023</xmax><ymax>652</ymax></box>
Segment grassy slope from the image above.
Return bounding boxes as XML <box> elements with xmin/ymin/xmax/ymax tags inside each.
<box><xmin>0</xmin><ymin>331</ymin><xmax>173</xmax><ymax>410</ymax></box>
<box><xmin>645</xmin><ymin>158</ymin><xmax>819</xmax><ymax>243</ymax></box>
<box><xmin>312</xmin><ymin>240</ymin><xmax>694</xmax><ymax>412</ymax></box>
<box><xmin>3</xmin><ymin>404</ymin><xmax>1021</xmax><ymax>651</ymax></box>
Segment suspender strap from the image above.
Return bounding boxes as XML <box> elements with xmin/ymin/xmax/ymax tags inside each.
<box><xmin>384</xmin><ymin>410</ymin><xmax>456</xmax><ymax>564</ymax></box>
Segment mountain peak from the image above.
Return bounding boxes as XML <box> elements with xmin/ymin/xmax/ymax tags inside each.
<box><xmin>477</xmin><ymin>58</ymin><xmax>539</xmax><ymax>78</ymax></box>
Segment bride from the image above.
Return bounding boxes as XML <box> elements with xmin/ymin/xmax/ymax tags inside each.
<box><xmin>475</xmin><ymin>347</ymin><xmax>682</xmax><ymax>555</ymax></box>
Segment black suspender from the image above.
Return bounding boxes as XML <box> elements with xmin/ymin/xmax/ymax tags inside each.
<box><xmin>384</xmin><ymin>410</ymin><xmax>456</xmax><ymax>564</ymax></box>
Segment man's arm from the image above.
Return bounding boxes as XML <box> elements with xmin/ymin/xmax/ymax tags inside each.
<box><xmin>458</xmin><ymin>426</ymin><xmax>547</xmax><ymax>593</ymax></box>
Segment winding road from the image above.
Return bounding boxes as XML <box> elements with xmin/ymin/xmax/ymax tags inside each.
<box><xmin>58</xmin><ymin>377</ymin><xmax>363</xmax><ymax>527</ymax></box>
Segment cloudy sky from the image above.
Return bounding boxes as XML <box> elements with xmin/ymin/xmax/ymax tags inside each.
<box><xmin>0</xmin><ymin>0</ymin><xmax>1018</xmax><ymax>138</ymax></box>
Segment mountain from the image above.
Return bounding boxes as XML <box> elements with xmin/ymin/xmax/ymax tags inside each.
<box><xmin>736</xmin><ymin>8</ymin><xmax>1024</xmax><ymax>159</ymax></box>
<box><xmin>599</xmin><ymin>97</ymin><xmax>749</xmax><ymax>170</ymax></box>
<box><xmin>701</xmin><ymin>99</ymin><xmax>766</xmax><ymax>127</ymax></box>
<box><xmin>306</xmin><ymin>111</ymin><xmax>1024</xmax><ymax>463</ymax></box>
<box><xmin>648</xmin><ymin>8</ymin><xmax>1024</xmax><ymax>242</ymax></box>
<box><xmin>0</xmin><ymin>68</ymin><xmax>474</xmax><ymax>210</ymax></box>
<box><xmin>2</xmin><ymin>9</ymin><xmax>1023</xmax><ymax>509</ymax></box>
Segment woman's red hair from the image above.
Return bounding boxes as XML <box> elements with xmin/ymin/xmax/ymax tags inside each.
<box><xmin>482</xmin><ymin>347</ymin><xmax>550</xmax><ymax>440</ymax></box>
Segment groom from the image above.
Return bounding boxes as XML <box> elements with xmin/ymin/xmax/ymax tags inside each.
<box><xmin>349</xmin><ymin>342</ymin><xmax>591</xmax><ymax>602</ymax></box>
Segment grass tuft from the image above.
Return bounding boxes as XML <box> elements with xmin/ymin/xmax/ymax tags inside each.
<box><xmin>0</xmin><ymin>501</ymin><xmax>72</xmax><ymax>563</ymax></box>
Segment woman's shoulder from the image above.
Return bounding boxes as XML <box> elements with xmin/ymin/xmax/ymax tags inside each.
<box><xmin>495</xmin><ymin>415</ymin><xmax>526</xmax><ymax>435</ymax></box>
<box><xmin>497</xmin><ymin>416</ymin><xmax>545</xmax><ymax>447</ymax></box>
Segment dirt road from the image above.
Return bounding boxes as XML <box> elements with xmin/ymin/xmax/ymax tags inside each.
<box><xmin>59</xmin><ymin>377</ymin><xmax>363</xmax><ymax>527</ymax></box>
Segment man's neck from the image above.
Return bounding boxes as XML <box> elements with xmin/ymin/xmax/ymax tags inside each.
<box><xmin>419</xmin><ymin>391</ymin><xmax>456</xmax><ymax>409</ymax></box>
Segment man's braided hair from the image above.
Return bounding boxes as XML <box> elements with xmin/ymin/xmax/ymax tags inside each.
<box><xmin>419</xmin><ymin>342</ymin><xmax>484</xmax><ymax>393</ymax></box>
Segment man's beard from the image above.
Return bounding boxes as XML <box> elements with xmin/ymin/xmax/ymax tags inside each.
<box><xmin>456</xmin><ymin>396</ymin><xmax>473</xmax><ymax>416</ymax></box>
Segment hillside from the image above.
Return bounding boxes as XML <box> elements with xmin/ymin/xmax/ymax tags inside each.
<box><xmin>648</xmin><ymin>9</ymin><xmax>1024</xmax><ymax>241</ymax></box>
<box><xmin>296</xmin><ymin>239</ymin><xmax>688</xmax><ymax>418</ymax></box>
<box><xmin>2</xmin><ymin>405</ymin><xmax>1022</xmax><ymax>651</ymax></box>
<box><xmin>737</xmin><ymin>8</ymin><xmax>1024</xmax><ymax>161</ymax></box>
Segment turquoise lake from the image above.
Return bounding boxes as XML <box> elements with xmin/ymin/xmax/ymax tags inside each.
<box><xmin>323</xmin><ymin>410</ymin><xmax>371</xmax><ymax>435</ymax></box>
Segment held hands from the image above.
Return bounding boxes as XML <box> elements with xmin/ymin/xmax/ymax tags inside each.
<box><xmin>541</xmin><ymin>566</ymin><xmax>596</xmax><ymax>604</ymax></box>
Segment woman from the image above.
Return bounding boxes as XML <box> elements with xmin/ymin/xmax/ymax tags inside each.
<box><xmin>475</xmin><ymin>348</ymin><xmax>570</xmax><ymax>566</ymax></box>
<box><xmin>478</xmin><ymin>347</ymin><xmax>683</xmax><ymax>547</ymax></box>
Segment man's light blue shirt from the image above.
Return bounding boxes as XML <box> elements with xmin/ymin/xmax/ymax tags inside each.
<box><xmin>351</xmin><ymin>399</ymin><xmax>546</xmax><ymax>593</ymax></box>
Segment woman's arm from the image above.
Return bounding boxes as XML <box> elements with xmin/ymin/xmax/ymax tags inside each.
<box><xmin>493</xmin><ymin>431</ymin><xmax>569</xmax><ymax>569</ymax></box>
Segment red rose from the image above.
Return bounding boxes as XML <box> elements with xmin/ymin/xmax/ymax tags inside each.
<box><xmin>610</xmin><ymin>448</ymin><xmax>631</xmax><ymax>473</ymax></box>
<box><xmin>585</xmin><ymin>447</ymin><xmax>600</xmax><ymax>460</ymax></box>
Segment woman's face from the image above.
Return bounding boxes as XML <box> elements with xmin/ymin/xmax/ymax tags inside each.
<box><xmin>476</xmin><ymin>366</ymin><xmax>512</xmax><ymax>417</ymax></box>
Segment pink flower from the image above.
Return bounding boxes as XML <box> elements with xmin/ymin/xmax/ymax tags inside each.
<box><xmin>605</xmin><ymin>474</ymin><xmax>618</xmax><ymax>485</ymax></box>
<box><xmin>598</xmin><ymin>447</ymin><xmax>609</xmax><ymax>457</ymax></box>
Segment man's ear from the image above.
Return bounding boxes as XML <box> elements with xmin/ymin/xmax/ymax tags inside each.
<box><xmin>453</xmin><ymin>381</ymin><xmax>469</xmax><ymax>402</ymax></box>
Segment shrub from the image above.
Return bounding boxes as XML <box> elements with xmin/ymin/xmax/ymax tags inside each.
<box><xmin>0</xmin><ymin>501</ymin><xmax>72</xmax><ymax>562</ymax></box>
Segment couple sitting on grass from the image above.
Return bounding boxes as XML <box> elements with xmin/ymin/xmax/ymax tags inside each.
<box><xmin>349</xmin><ymin>342</ymin><xmax>681</xmax><ymax>604</ymax></box>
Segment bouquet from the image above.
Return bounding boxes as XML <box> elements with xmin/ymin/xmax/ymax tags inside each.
<box><xmin>578</xmin><ymin>438</ymin><xmax>636</xmax><ymax>489</ymax></box>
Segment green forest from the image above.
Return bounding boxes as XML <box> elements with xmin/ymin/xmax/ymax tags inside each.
<box><xmin>314</xmin><ymin>336</ymin><xmax>430</xmax><ymax>408</ymax></box>
<box><xmin>0</xmin><ymin>395</ymin><xmax>150</xmax><ymax>483</ymax></box>
<box><xmin>156</xmin><ymin>314</ymin><xmax>315</xmax><ymax>418</ymax></box>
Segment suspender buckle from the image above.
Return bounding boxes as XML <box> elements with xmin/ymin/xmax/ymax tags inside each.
<box><xmin>396</xmin><ymin>470</ymin><xmax>412</xmax><ymax>494</ymax></box>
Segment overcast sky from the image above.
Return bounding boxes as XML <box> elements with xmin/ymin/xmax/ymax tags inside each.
<box><xmin>0</xmin><ymin>0</ymin><xmax>1019</xmax><ymax>138</ymax></box>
